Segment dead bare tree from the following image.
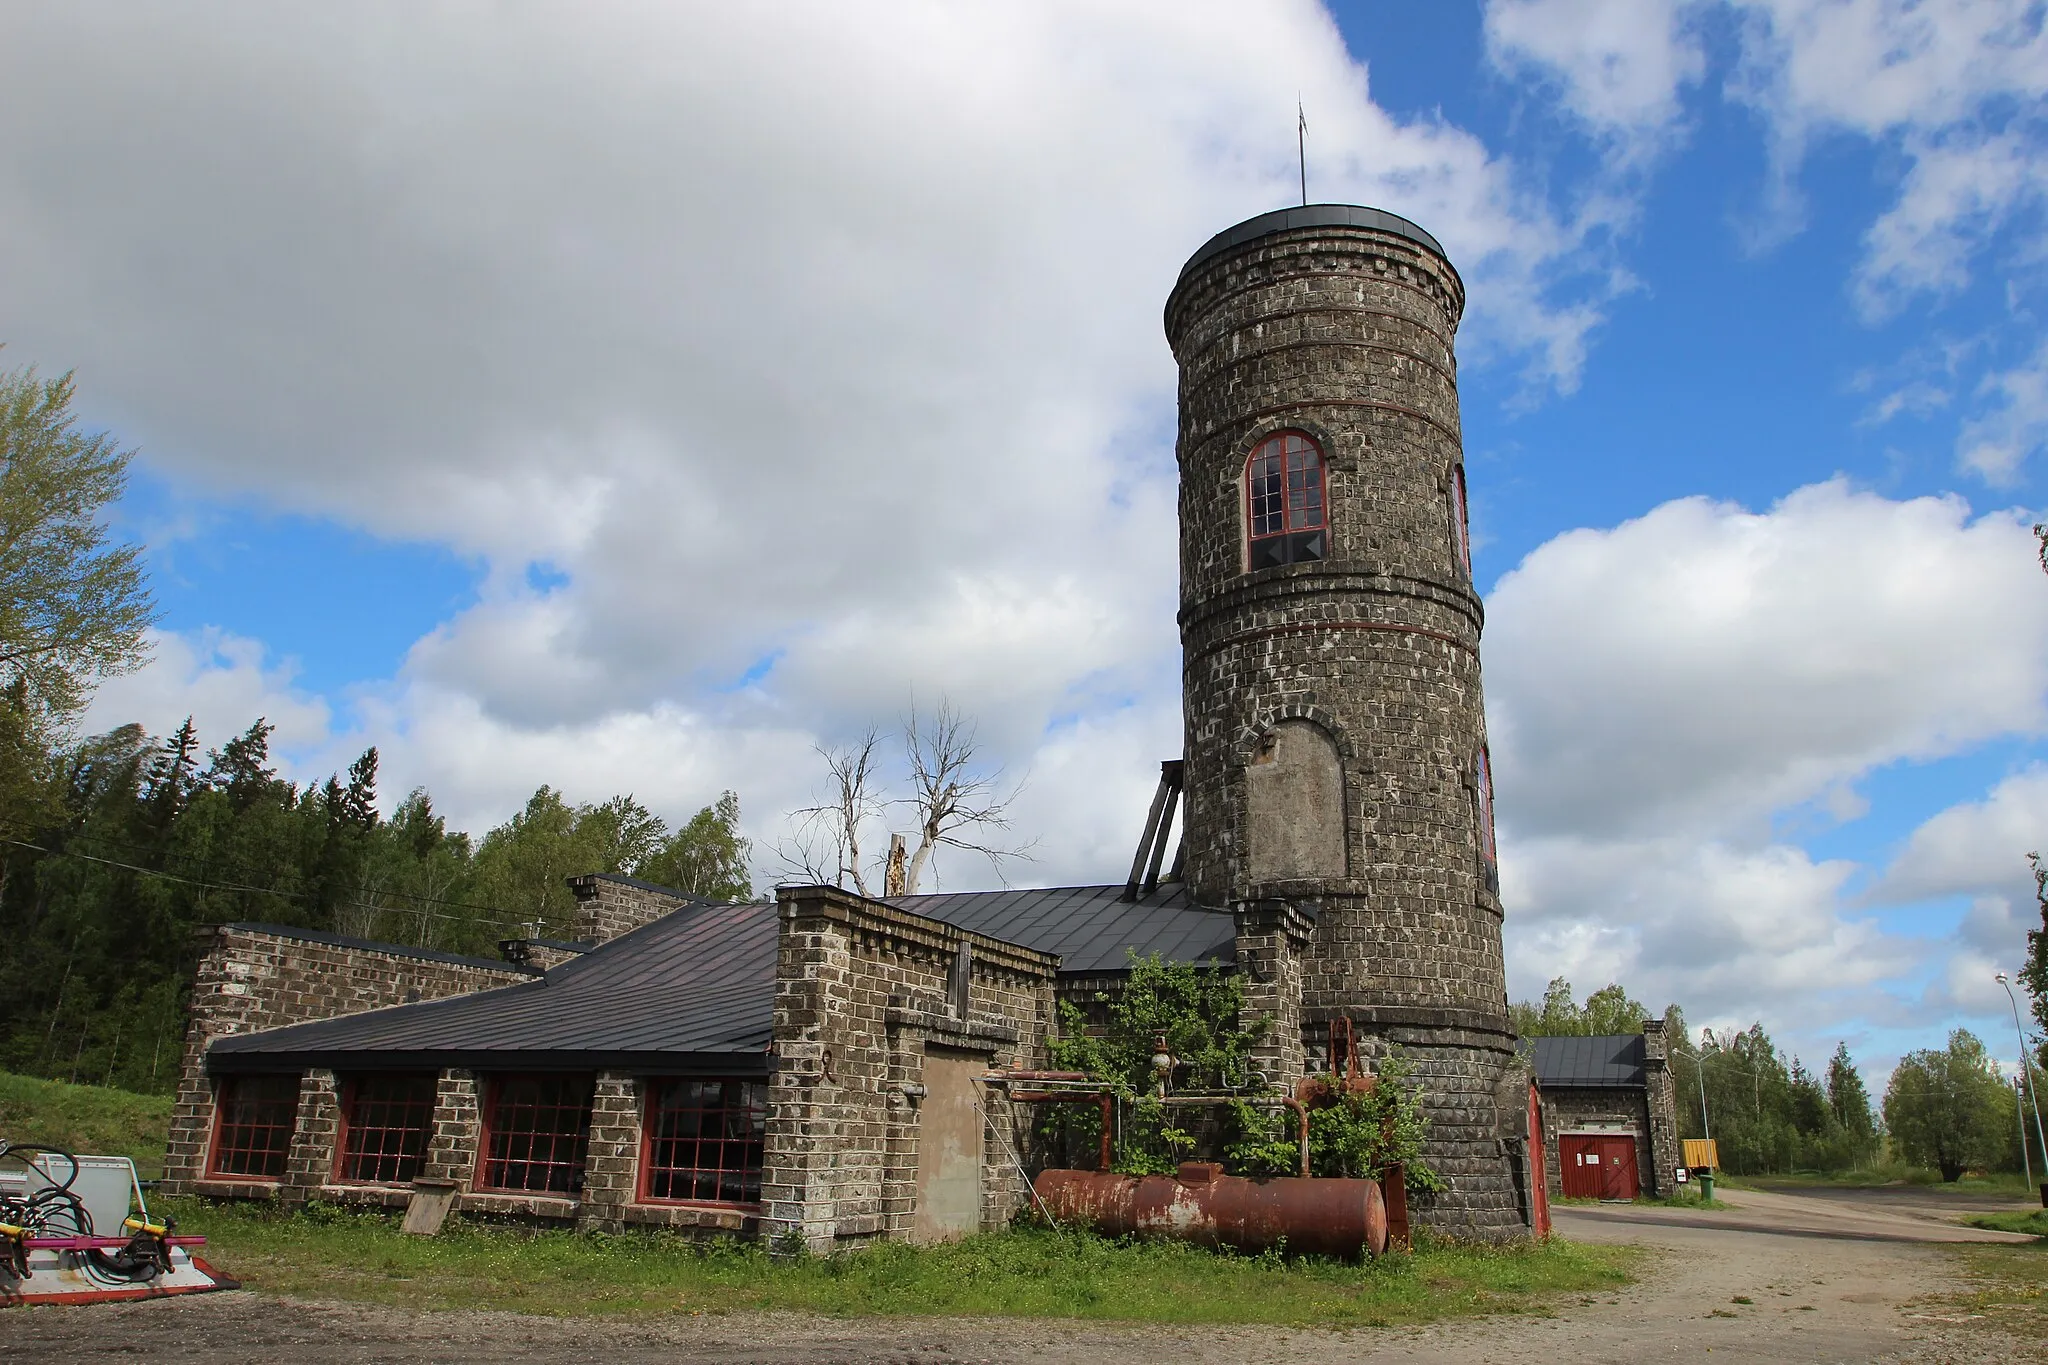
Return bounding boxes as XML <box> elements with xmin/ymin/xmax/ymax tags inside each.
<box><xmin>779</xmin><ymin>730</ymin><xmax>884</xmax><ymax>895</ymax></box>
<box><xmin>898</xmin><ymin>701</ymin><xmax>1034</xmax><ymax>895</ymax></box>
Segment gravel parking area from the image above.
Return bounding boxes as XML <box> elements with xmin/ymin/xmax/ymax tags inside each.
<box><xmin>5</xmin><ymin>1185</ymin><xmax>2039</xmax><ymax>1363</ymax></box>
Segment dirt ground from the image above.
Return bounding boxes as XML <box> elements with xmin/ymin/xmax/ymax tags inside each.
<box><xmin>3</xmin><ymin>1185</ymin><xmax>2040</xmax><ymax>1363</ymax></box>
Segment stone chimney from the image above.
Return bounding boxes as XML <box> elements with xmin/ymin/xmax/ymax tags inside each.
<box><xmin>565</xmin><ymin>873</ymin><xmax>698</xmax><ymax>946</ymax></box>
<box><xmin>1642</xmin><ymin>1017</ymin><xmax>1669</xmax><ymax>1066</ymax></box>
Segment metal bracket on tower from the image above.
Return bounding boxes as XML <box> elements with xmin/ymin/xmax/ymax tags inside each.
<box><xmin>1123</xmin><ymin>760</ymin><xmax>1186</xmax><ymax>901</ymax></box>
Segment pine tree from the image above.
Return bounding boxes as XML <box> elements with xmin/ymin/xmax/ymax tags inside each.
<box><xmin>141</xmin><ymin>717</ymin><xmax>199</xmax><ymax>837</ymax></box>
<box><xmin>201</xmin><ymin>718</ymin><xmax>277</xmax><ymax>810</ymax></box>
<box><xmin>1825</xmin><ymin>1042</ymin><xmax>1875</xmax><ymax>1139</ymax></box>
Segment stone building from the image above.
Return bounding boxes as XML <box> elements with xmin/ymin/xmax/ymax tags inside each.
<box><xmin>161</xmin><ymin>204</ymin><xmax>1544</xmax><ymax>1245</ymax></box>
<box><xmin>1530</xmin><ymin>1026</ymin><xmax>1682</xmax><ymax>1201</ymax></box>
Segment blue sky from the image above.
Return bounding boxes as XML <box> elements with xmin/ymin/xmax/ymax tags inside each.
<box><xmin>5</xmin><ymin>1</ymin><xmax>2047</xmax><ymax>1079</ymax></box>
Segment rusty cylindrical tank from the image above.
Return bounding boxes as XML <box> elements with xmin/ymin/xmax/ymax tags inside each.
<box><xmin>1034</xmin><ymin>1162</ymin><xmax>1388</xmax><ymax>1259</ymax></box>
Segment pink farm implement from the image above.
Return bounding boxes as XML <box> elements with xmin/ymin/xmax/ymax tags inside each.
<box><xmin>1</xmin><ymin>1142</ymin><xmax>237</xmax><ymax>1307</ymax></box>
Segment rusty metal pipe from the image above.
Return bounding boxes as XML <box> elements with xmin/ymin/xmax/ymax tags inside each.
<box><xmin>1035</xmin><ymin>1163</ymin><xmax>1388</xmax><ymax>1259</ymax></box>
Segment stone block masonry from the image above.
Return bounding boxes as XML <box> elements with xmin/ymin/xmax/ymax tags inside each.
<box><xmin>565</xmin><ymin>873</ymin><xmax>699</xmax><ymax>946</ymax></box>
<box><xmin>161</xmin><ymin>924</ymin><xmax>534</xmax><ymax>1194</ymax></box>
<box><xmin>764</xmin><ymin>885</ymin><xmax>1058</xmax><ymax>1254</ymax></box>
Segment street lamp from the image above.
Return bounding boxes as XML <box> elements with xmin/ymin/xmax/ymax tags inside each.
<box><xmin>1995</xmin><ymin>971</ymin><xmax>2048</xmax><ymax>1203</ymax></box>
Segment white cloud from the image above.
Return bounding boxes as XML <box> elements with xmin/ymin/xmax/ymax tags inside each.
<box><xmin>1882</xmin><ymin>764</ymin><xmax>2048</xmax><ymax>906</ymax></box>
<box><xmin>1485</xmin><ymin>0</ymin><xmax>1706</xmax><ymax>151</ymax></box>
<box><xmin>1484</xmin><ymin>1</ymin><xmax>2048</xmax><ymax>322</ymax></box>
<box><xmin>1487</xmin><ymin>479</ymin><xmax>2048</xmax><ymax>838</ymax></box>
<box><xmin>1503</xmin><ymin>832</ymin><xmax>1908</xmax><ymax>1031</ymax></box>
<box><xmin>1488</xmin><ymin>480</ymin><xmax>2048</xmax><ymax>1048</ymax></box>
<box><xmin>1959</xmin><ymin>339</ymin><xmax>2048</xmax><ymax>483</ymax></box>
<box><xmin>1726</xmin><ymin>0</ymin><xmax>2048</xmax><ymax>306</ymax></box>
<box><xmin>81</xmin><ymin>629</ymin><xmax>331</xmax><ymax>758</ymax></box>
<box><xmin>0</xmin><ymin>0</ymin><xmax>1629</xmax><ymax>763</ymax></box>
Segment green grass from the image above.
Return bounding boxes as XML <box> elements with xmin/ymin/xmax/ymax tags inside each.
<box><xmin>1551</xmin><ymin>1187</ymin><xmax>1728</xmax><ymax>1211</ymax></box>
<box><xmin>1919</xmin><ymin>1242</ymin><xmax>2048</xmax><ymax>1354</ymax></box>
<box><xmin>1966</xmin><ymin>1209</ymin><xmax>2048</xmax><ymax>1238</ymax></box>
<box><xmin>0</xmin><ymin>1070</ymin><xmax>172</xmax><ymax>1180</ymax></box>
<box><xmin>162</xmin><ymin>1198</ymin><xmax>1639</xmax><ymax>1326</ymax></box>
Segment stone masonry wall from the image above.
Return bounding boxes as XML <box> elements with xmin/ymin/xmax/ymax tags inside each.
<box><xmin>1231</xmin><ymin>899</ymin><xmax>1313</xmax><ymax>1086</ymax></box>
<box><xmin>1642</xmin><ymin>1020</ymin><xmax>1680</xmax><ymax>1197</ymax></box>
<box><xmin>162</xmin><ymin>924</ymin><xmax>533</xmax><ymax>1194</ymax></box>
<box><xmin>578</xmin><ymin>1071</ymin><xmax>642</xmax><ymax>1233</ymax></box>
<box><xmin>764</xmin><ymin>885</ymin><xmax>1058</xmax><ymax>1254</ymax></box>
<box><xmin>422</xmin><ymin>1068</ymin><xmax>483</xmax><ymax>1187</ymax></box>
<box><xmin>281</xmin><ymin>1068</ymin><xmax>341</xmax><ymax>1204</ymax></box>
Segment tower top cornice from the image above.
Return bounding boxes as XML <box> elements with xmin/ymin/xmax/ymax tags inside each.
<box><xmin>1173</xmin><ymin>203</ymin><xmax>1458</xmax><ymax>286</ymax></box>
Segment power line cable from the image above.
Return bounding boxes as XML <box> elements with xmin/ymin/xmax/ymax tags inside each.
<box><xmin>0</xmin><ymin>838</ymin><xmax>528</xmax><ymax>932</ymax></box>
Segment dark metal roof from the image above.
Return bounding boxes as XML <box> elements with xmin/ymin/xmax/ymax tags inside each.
<box><xmin>210</xmin><ymin>900</ymin><xmax>778</xmax><ymax>1074</ymax></box>
<box><xmin>209</xmin><ymin>884</ymin><xmax>1237</xmax><ymax>1073</ymax></box>
<box><xmin>890</xmin><ymin>884</ymin><xmax>1236</xmax><ymax>973</ymax></box>
<box><xmin>1531</xmin><ymin>1035</ymin><xmax>1647</xmax><ymax>1089</ymax></box>
<box><xmin>224</xmin><ymin>923</ymin><xmax>541</xmax><ymax>976</ymax></box>
<box><xmin>1177</xmin><ymin>204</ymin><xmax>1451</xmax><ymax>284</ymax></box>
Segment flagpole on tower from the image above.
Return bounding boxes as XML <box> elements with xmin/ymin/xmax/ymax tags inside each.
<box><xmin>1297</xmin><ymin>99</ymin><xmax>1308</xmax><ymax>206</ymax></box>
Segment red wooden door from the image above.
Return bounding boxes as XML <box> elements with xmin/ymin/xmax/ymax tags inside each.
<box><xmin>1596</xmin><ymin>1135</ymin><xmax>1640</xmax><ymax>1200</ymax></box>
<box><xmin>1559</xmin><ymin>1136</ymin><xmax>1602</xmax><ymax>1198</ymax></box>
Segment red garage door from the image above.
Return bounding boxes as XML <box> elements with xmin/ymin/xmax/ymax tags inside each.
<box><xmin>1559</xmin><ymin>1134</ymin><xmax>1640</xmax><ymax>1200</ymax></box>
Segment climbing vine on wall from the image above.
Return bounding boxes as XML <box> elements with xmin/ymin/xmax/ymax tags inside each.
<box><xmin>1045</xmin><ymin>951</ymin><xmax>1440</xmax><ymax>1188</ymax></box>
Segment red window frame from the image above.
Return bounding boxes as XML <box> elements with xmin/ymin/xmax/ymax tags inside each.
<box><xmin>1450</xmin><ymin>465</ymin><xmax>1471</xmax><ymax>577</ymax></box>
<box><xmin>1475</xmin><ymin>745</ymin><xmax>1499</xmax><ymax>894</ymax></box>
<box><xmin>476</xmin><ymin>1074</ymin><xmax>595</xmax><ymax>1195</ymax></box>
<box><xmin>207</xmin><ymin>1073</ymin><xmax>300</xmax><ymax>1180</ymax></box>
<box><xmin>334</xmin><ymin>1073</ymin><xmax>438</xmax><ymax>1186</ymax></box>
<box><xmin>1245</xmin><ymin>431</ymin><xmax>1328</xmax><ymax>570</ymax></box>
<box><xmin>639</xmin><ymin>1077</ymin><xmax>768</xmax><ymax>1207</ymax></box>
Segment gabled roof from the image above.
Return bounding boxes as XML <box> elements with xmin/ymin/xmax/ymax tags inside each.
<box><xmin>892</xmin><ymin>883</ymin><xmax>1235</xmax><ymax>974</ymax></box>
<box><xmin>210</xmin><ymin>899</ymin><xmax>779</xmax><ymax>1074</ymax></box>
<box><xmin>1531</xmin><ymin>1034</ymin><xmax>1647</xmax><ymax>1089</ymax></box>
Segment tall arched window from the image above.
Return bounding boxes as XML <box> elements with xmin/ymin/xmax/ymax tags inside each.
<box><xmin>1474</xmin><ymin>745</ymin><xmax>1499</xmax><ymax>896</ymax></box>
<box><xmin>1246</xmin><ymin>431</ymin><xmax>1327</xmax><ymax>570</ymax></box>
<box><xmin>1449</xmin><ymin>466</ymin><xmax>1471</xmax><ymax>577</ymax></box>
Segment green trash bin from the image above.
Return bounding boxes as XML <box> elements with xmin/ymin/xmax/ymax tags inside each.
<box><xmin>1698</xmin><ymin>1169</ymin><xmax>1714</xmax><ymax>1202</ymax></box>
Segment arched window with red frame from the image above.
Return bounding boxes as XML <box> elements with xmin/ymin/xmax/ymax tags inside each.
<box><xmin>1246</xmin><ymin>431</ymin><xmax>1328</xmax><ymax>570</ymax></box>
<box><xmin>1450</xmin><ymin>465</ymin><xmax>1471</xmax><ymax>578</ymax></box>
<box><xmin>1475</xmin><ymin>745</ymin><xmax>1499</xmax><ymax>896</ymax></box>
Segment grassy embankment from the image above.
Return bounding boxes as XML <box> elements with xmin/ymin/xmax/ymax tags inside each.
<box><xmin>1964</xmin><ymin>1209</ymin><xmax>2048</xmax><ymax>1237</ymax></box>
<box><xmin>162</xmin><ymin>1197</ymin><xmax>1638</xmax><ymax>1325</ymax></box>
<box><xmin>2</xmin><ymin>1070</ymin><xmax>1639</xmax><ymax>1324</ymax></box>
<box><xmin>1736</xmin><ymin>1168</ymin><xmax>2042</xmax><ymax>1196</ymax></box>
<box><xmin>0</xmin><ymin>1070</ymin><xmax>173</xmax><ymax>1179</ymax></box>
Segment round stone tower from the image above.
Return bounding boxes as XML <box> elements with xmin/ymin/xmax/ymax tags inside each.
<box><xmin>1166</xmin><ymin>205</ymin><xmax>1526</xmax><ymax>1238</ymax></box>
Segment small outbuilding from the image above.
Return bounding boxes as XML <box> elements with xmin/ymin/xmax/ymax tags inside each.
<box><xmin>1529</xmin><ymin>1026</ymin><xmax>1681</xmax><ymax>1200</ymax></box>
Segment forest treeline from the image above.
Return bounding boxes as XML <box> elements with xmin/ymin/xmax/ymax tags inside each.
<box><xmin>1519</xmin><ymin>978</ymin><xmax>2037</xmax><ymax>1180</ymax></box>
<box><xmin>0</xmin><ymin>713</ymin><xmax>753</xmax><ymax>1095</ymax></box>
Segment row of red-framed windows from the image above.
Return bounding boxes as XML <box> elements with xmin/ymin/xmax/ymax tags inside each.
<box><xmin>206</xmin><ymin>1072</ymin><xmax>768</xmax><ymax>1206</ymax></box>
<box><xmin>1242</xmin><ymin>430</ymin><xmax>1471</xmax><ymax>578</ymax></box>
